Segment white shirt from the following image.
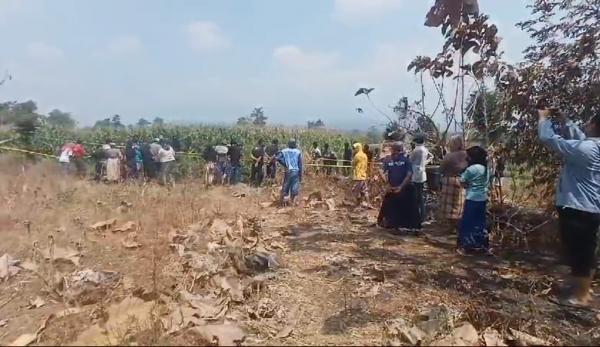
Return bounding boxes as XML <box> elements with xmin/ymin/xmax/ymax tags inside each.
<box><xmin>59</xmin><ymin>148</ymin><xmax>72</xmax><ymax>163</ymax></box>
<box><xmin>158</xmin><ymin>147</ymin><xmax>176</xmax><ymax>163</ymax></box>
<box><xmin>410</xmin><ymin>144</ymin><xmax>432</xmax><ymax>183</ymax></box>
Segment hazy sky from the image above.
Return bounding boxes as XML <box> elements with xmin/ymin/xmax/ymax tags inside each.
<box><xmin>0</xmin><ymin>0</ymin><xmax>531</xmax><ymax>129</ymax></box>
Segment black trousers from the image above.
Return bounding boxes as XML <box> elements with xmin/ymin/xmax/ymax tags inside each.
<box><xmin>414</xmin><ymin>182</ymin><xmax>426</xmax><ymax>223</ymax></box>
<box><xmin>557</xmin><ymin>207</ymin><xmax>600</xmax><ymax>277</ymax></box>
<box><xmin>251</xmin><ymin>163</ymin><xmax>264</xmax><ymax>186</ymax></box>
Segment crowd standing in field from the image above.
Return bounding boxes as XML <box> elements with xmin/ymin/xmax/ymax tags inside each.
<box><xmin>53</xmin><ymin>106</ymin><xmax>600</xmax><ymax>309</ymax></box>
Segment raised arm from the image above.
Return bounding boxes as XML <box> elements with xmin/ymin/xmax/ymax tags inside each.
<box><xmin>564</xmin><ymin>120</ymin><xmax>586</xmax><ymax>140</ymax></box>
<box><xmin>538</xmin><ymin>112</ymin><xmax>591</xmax><ymax>163</ymax></box>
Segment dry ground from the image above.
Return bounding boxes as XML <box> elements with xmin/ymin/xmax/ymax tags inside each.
<box><xmin>1</xmin><ymin>156</ymin><xmax>599</xmax><ymax>346</ymax></box>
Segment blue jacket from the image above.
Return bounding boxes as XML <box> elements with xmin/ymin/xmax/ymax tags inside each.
<box><xmin>538</xmin><ymin>119</ymin><xmax>600</xmax><ymax>213</ymax></box>
<box><xmin>277</xmin><ymin>148</ymin><xmax>303</xmax><ymax>175</ymax></box>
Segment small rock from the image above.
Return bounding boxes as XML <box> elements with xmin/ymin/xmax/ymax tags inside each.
<box><xmin>90</xmin><ymin>218</ymin><xmax>117</xmax><ymax>231</ymax></box>
<box><xmin>431</xmin><ymin>322</ymin><xmax>479</xmax><ymax>346</ymax></box>
<box><xmin>509</xmin><ymin>328</ymin><xmax>549</xmax><ymax>346</ymax></box>
<box><xmin>27</xmin><ymin>296</ymin><xmax>46</xmax><ymax>309</ymax></box>
<box><xmin>384</xmin><ymin>318</ymin><xmax>426</xmax><ymax>345</ymax></box>
<box><xmin>113</xmin><ymin>221</ymin><xmax>136</xmax><ymax>233</ymax></box>
<box><xmin>483</xmin><ymin>328</ymin><xmax>506</xmax><ymax>346</ymax></box>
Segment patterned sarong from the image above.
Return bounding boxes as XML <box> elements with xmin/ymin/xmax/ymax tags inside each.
<box><xmin>439</xmin><ymin>176</ymin><xmax>465</xmax><ymax>221</ymax></box>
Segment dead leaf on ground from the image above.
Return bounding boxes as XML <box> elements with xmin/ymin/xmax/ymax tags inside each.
<box><xmin>9</xmin><ymin>333</ymin><xmax>37</xmax><ymax>346</ymax></box>
<box><xmin>27</xmin><ymin>296</ymin><xmax>46</xmax><ymax>309</ymax></box>
<box><xmin>212</xmin><ymin>275</ymin><xmax>245</xmax><ymax>302</ymax></box>
<box><xmin>0</xmin><ymin>254</ymin><xmax>21</xmax><ymax>281</ymax></box>
<box><xmin>194</xmin><ymin>322</ymin><xmax>245</xmax><ymax>346</ymax></box>
<box><xmin>275</xmin><ymin>306</ymin><xmax>301</xmax><ymax>339</ymax></box>
<box><xmin>210</xmin><ymin>219</ymin><xmax>232</xmax><ymax>235</ymax></box>
<box><xmin>325</xmin><ymin>198</ymin><xmax>336</xmax><ymax>211</ymax></box>
<box><xmin>112</xmin><ymin>221</ymin><xmax>136</xmax><ymax>233</ymax></box>
<box><xmin>122</xmin><ymin>232</ymin><xmax>142</xmax><ymax>249</ymax></box>
<box><xmin>73</xmin><ymin>296</ymin><xmax>154</xmax><ymax>345</ymax></box>
<box><xmin>0</xmin><ymin>319</ymin><xmax>7</xmax><ymax>327</ymax></box>
<box><xmin>43</xmin><ymin>246</ymin><xmax>80</xmax><ymax>266</ymax></box>
<box><xmin>162</xmin><ymin>304</ymin><xmax>206</xmax><ymax>334</ymax></box>
<box><xmin>89</xmin><ymin>218</ymin><xmax>117</xmax><ymax>231</ymax></box>
<box><xmin>62</xmin><ymin>269</ymin><xmax>121</xmax><ymax>304</ymax></box>
<box><xmin>179</xmin><ymin>290</ymin><xmax>229</xmax><ymax>320</ymax></box>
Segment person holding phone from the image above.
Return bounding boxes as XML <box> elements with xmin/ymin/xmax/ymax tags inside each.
<box><xmin>538</xmin><ymin>101</ymin><xmax>600</xmax><ymax>307</ymax></box>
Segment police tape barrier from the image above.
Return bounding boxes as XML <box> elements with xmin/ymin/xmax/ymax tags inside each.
<box><xmin>1</xmin><ymin>143</ymin><xmax>357</xmax><ymax>168</ymax></box>
<box><xmin>0</xmin><ymin>146</ymin><xmax>59</xmax><ymax>159</ymax></box>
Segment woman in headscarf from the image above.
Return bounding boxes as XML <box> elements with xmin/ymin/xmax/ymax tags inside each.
<box><xmin>105</xmin><ymin>143</ymin><xmax>123</xmax><ymax>183</ymax></box>
<box><xmin>377</xmin><ymin>142</ymin><xmax>420</xmax><ymax>230</ymax></box>
<box><xmin>439</xmin><ymin>135</ymin><xmax>468</xmax><ymax>227</ymax></box>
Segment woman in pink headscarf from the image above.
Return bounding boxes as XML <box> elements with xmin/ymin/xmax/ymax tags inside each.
<box><xmin>439</xmin><ymin>135</ymin><xmax>468</xmax><ymax>227</ymax></box>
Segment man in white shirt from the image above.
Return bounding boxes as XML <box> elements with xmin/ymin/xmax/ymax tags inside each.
<box><xmin>410</xmin><ymin>134</ymin><xmax>434</xmax><ymax>224</ymax></box>
<box><xmin>158</xmin><ymin>142</ymin><xmax>176</xmax><ymax>186</ymax></box>
<box><xmin>58</xmin><ymin>142</ymin><xmax>73</xmax><ymax>174</ymax></box>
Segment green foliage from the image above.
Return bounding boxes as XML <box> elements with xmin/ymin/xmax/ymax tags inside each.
<box><xmin>250</xmin><ymin>107</ymin><xmax>267</xmax><ymax>127</ymax></box>
<box><xmin>496</xmin><ymin>0</ymin><xmax>600</xmax><ymax>192</ymax></box>
<box><xmin>0</xmin><ymin>100</ymin><xmax>43</xmax><ymax>144</ymax></box>
<box><xmin>24</xmin><ymin>123</ymin><xmax>357</xmax><ymax>166</ymax></box>
<box><xmin>47</xmin><ymin>109</ymin><xmax>76</xmax><ymax>129</ymax></box>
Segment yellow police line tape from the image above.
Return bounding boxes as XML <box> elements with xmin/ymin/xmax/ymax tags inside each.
<box><xmin>0</xmin><ymin>146</ymin><xmax>58</xmax><ymax>159</ymax></box>
<box><xmin>0</xmin><ymin>145</ymin><xmax>357</xmax><ymax>168</ymax></box>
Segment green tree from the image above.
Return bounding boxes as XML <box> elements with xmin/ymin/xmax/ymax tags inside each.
<box><xmin>93</xmin><ymin>118</ymin><xmax>112</xmax><ymax>129</ymax></box>
<box><xmin>307</xmin><ymin>119</ymin><xmax>325</xmax><ymax>129</ymax></box>
<box><xmin>46</xmin><ymin>109</ymin><xmax>76</xmax><ymax>129</ymax></box>
<box><xmin>1</xmin><ymin>100</ymin><xmax>43</xmax><ymax>143</ymax></box>
<box><xmin>137</xmin><ymin>118</ymin><xmax>151</xmax><ymax>127</ymax></box>
<box><xmin>249</xmin><ymin>107</ymin><xmax>267</xmax><ymax>127</ymax></box>
<box><xmin>153</xmin><ymin>117</ymin><xmax>165</xmax><ymax>126</ymax></box>
<box><xmin>111</xmin><ymin>114</ymin><xmax>124</xmax><ymax>129</ymax></box>
<box><xmin>497</xmin><ymin>0</ymin><xmax>600</xmax><ymax>192</ymax></box>
<box><xmin>237</xmin><ymin>117</ymin><xmax>251</xmax><ymax>126</ymax></box>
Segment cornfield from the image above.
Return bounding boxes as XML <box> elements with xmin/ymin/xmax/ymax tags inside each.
<box><xmin>6</xmin><ymin>124</ymin><xmax>360</xmax><ymax>177</ymax></box>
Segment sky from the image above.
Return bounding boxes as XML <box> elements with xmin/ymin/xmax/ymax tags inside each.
<box><xmin>0</xmin><ymin>0</ymin><xmax>532</xmax><ymax>129</ymax></box>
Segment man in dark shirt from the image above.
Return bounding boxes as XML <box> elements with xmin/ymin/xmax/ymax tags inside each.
<box><xmin>228</xmin><ymin>141</ymin><xmax>242</xmax><ymax>185</ymax></box>
<box><xmin>377</xmin><ymin>142</ymin><xmax>419</xmax><ymax>230</ymax></box>
<box><xmin>202</xmin><ymin>145</ymin><xmax>218</xmax><ymax>186</ymax></box>
<box><xmin>343</xmin><ymin>142</ymin><xmax>352</xmax><ymax>176</ymax></box>
<box><xmin>250</xmin><ymin>139</ymin><xmax>266</xmax><ymax>187</ymax></box>
<box><xmin>141</xmin><ymin>142</ymin><xmax>156</xmax><ymax>180</ymax></box>
<box><xmin>265</xmin><ymin>139</ymin><xmax>280</xmax><ymax>184</ymax></box>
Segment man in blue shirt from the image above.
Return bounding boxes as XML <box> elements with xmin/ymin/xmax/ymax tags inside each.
<box><xmin>277</xmin><ymin>139</ymin><xmax>303</xmax><ymax>206</ymax></box>
<box><xmin>538</xmin><ymin>105</ymin><xmax>600</xmax><ymax>307</ymax></box>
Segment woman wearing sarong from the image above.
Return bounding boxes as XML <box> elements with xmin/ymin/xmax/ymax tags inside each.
<box><xmin>439</xmin><ymin>136</ymin><xmax>468</xmax><ymax>225</ymax></box>
<box><xmin>105</xmin><ymin>143</ymin><xmax>123</xmax><ymax>183</ymax></box>
<box><xmin>377</xmin><ymin>142</ymin><xmax>420</xmax><ymax>230</ymax></box>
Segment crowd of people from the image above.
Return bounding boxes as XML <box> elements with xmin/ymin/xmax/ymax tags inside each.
<box><xmin>54</xmin><ymin>107</ymin><xmax>600</xmax><ymax>308</ymax></box>
<box><xmin>58</xmin><ymin>138</ymin><xmax>177</xmax><ymax>185</ymax></box>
